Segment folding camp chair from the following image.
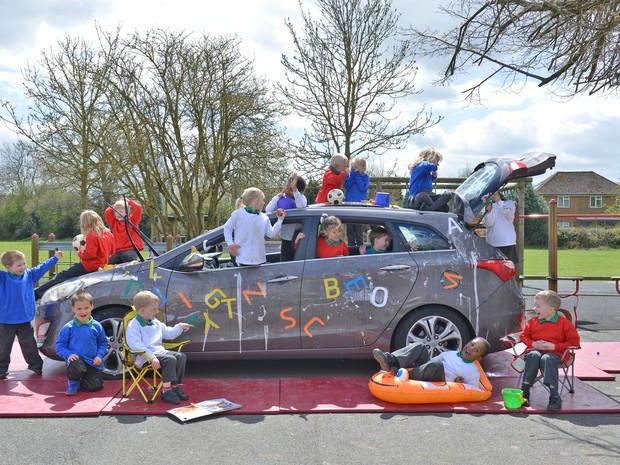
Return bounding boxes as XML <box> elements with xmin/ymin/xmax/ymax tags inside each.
<box><xmin>121</xmin><ymin>309</ymin><xmax>189</xmax><ymax>403</ymax></box>
<box><xmin>501</xmin><ymin>304</ymin><xmax>579</xmax><ymax>397</ymax></box>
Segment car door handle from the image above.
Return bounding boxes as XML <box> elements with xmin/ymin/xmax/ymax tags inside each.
<box><xmin>379</xmin><ymin>265</ymin><xmax>411</xmax><ymax>272</ymax></box>
<box><xmin>267</xmin><ymin>275</ymin><xmax>299</xmax><ymax>283</ymax></box>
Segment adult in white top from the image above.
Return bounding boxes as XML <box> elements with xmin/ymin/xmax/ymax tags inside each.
<box><xmin>482</xmin><ymin>192</ymin><xmax>519</xmax><ymax>264</ymax></box>
<box><xmin>224</xmin><ymin>187</ymin><xmax>284</xmax><ymax>266</ymax></box>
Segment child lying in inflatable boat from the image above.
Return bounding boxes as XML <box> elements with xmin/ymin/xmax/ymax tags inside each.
<box><xmin>372</xmin><ymin>337</ymin><xmax>490</xmax><ymax>386</ymax></box>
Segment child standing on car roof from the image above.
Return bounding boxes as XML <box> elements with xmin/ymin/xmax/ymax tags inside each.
<box><xmin>0</xmin><ymin>249</ymin><xmax>63</xmax><ymax>379</ymax></box>
<box><xmin>35</xmin><ymin>210</ymin><xmax>115</xmax><ymax>300</ymax></box>
<box><xmin>344</xmin><ymin>156</ymin><xmax>370</xmax><ymax>245</ymax></box>
<box><xmin>315</xmin><ymin>154</ymin><xmax>349</xmax><ymax>203</ymax></box>
<box><xmin>126</xmin><ymin>291</ymin><xmax>192</xmax><ymax>405</ymax></box>
<box><xmin>55</xmin><ymin>291</ymin><xmax>107</xmax><ymax>395</ymax></box>
<box><xmin>225</xmin><ymin>187</ymin><xmax>286</xmax><ymax>266</ymax></box>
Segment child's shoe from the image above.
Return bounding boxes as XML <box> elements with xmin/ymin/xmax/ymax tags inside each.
<box><xmin>172</xmin><ymin>386</ymin><xmax>189</xmax><ymax>401</ymax></box>
<box><xmin>372</xmin><ymin>348</ymin><xmax>397</xmax><ymax>374</ymax></box>
<box><xmin>65</xmin><ymin>379</ymin><xmax>81</xmax><ymax>396</ymax></box>
<box><xmin>547</xmin><ymin>395</ymin><xmax>562</xmax><ymax>411</ymax></box>
<box><xmin>0</xmin><ymin>372</ymin><xmax>8</xmax><ymax>380</ymax></box>
<box><xmin>161</xmin><ymin>389</ymin><xmax>181</xmax><ymax>405</ymax></box>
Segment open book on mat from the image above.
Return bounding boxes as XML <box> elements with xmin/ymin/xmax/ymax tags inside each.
<box><xmin>167</xmin><ymin>398</ymin><xmax>241</xmax><ymax>422</ymax></box>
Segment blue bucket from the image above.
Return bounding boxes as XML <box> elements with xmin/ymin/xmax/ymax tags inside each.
<box><xmin>375</xmin><ymin>192</ymin><xmax>390</xmax><ymax>207</ymax></box>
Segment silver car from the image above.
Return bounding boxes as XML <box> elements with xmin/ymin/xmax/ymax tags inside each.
<box><xmin>35</xmin><ymin>153</ymin><xmax>556</xmax><ymax>378</ymax></box>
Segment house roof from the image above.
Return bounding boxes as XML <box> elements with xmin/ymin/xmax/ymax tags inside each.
<box><xmin>536</xmin><ymin>171</ymin><xmax>618</xmax><ymax>195</ymax></box>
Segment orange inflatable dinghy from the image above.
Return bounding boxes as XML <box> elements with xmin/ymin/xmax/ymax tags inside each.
<box><xmin>368</xmin><ymin>360</ymin><xmax>492</xmax><ymax>404</ymax></box>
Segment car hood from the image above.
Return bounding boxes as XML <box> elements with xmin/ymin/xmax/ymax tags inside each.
<box><xmin>448</xmin><ymin>152</ymin><xmax>556</xmax><ymax>225</ymax></box>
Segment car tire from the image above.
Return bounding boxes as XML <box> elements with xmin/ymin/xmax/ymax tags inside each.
<box><xmin>392</xmin><ymin>306</ymin><xmax>475</xmax><ymax>358</ymax></box>
<box><xmin>94</xmin><ymin>306</ymin><xmax>132</xmax><ymax>380</ymax></box>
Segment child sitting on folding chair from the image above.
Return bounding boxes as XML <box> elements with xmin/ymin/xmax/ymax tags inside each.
<box><xmin>55</xmin><ymin>291</ymin><xmax>108</xmax><ymax>395</ymax></box>
<box><xmin>520</xmin><ymin>290</ymin><xmax>581</xmax><ymax>411</ymax></box>
<box><xmin>126</xmin><ymin>291</ymin><xmax>192</xmax><ymax>405</ymax></box>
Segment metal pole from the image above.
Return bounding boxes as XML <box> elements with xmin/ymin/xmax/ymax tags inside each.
<box><xmin>548</xmin><ymin>199</ymin><xmax>558</xmax><ymax>292</ymax></box>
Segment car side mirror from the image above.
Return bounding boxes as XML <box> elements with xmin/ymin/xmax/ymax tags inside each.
<box><xmin>176</xmin><ymin>252</ymin><xmax>205</xmax><ymax>272</ymax></box>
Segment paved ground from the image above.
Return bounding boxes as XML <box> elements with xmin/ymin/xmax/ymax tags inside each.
<box><xmin>0</xmin><ymin>282</ymin><xmax>618</xmax><ymax>465</ymax></box>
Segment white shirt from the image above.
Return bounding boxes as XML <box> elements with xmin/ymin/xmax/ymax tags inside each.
<box><xmin>265</xmin><ymin>191</ymin><xmax>307</xmax><ymax>241</ymax></box>
<box><xmin>482</xmin><ymin>200</ymin><xmax>516</xmax><ymax>247</ymax></box>
<box><xmin>434</xmin><ymin>351</ymin><xmax>481</xmax><ymax>387</ymax></box>
<box><xmin>224</xmin><ymin>208</ymin><xmax>283</xmax><ymax>265</ymax></box>
<box><xmin>126</xmin><ymin>317</ymin><xmax>184</xmax><ymax>367</ymax></box>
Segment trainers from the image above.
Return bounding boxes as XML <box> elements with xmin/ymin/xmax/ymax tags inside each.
<box><xmin>547</xmin><ymin>395</ymin><xmax>562</xmax><ymax>411</ymax></box>
<box><xmin>172</xmin><ymin>386</ymin><xmax>189</xmax><ymax>401</ymax></box>
<box><xmin>65</xmin><ymin>379</ymin><xmax>80</xmax><ymax>396</ymax></box>
<box><xmin>373</xmin><ymin>348</ymin><xmax>395</xmax><ymax>373</ymax></box>
<box><xmin>161</xmin><ymin>389</ymin><xmax>181</xmax><ymax>405</ymax></box>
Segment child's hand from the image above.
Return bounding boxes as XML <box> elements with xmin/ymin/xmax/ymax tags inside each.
<box><xmin>276</xmin><ymin>208</ymin><xmax>286</xmax><ymax>220</ymax></box>
<box><xmin>68</xmin><ymin>354</ymin><xmax>79</xmax><ymax>362</ymax></box>
<box><xmin>93</xmin><ymin>356</ymin><xmax>102</xmax><ymax>366</ymax></box>
<box><xmin>179</xmin><ymin>323</ymin><xmax>193</xmax><ymax>332</ymax></box>
<box><xmin>229</xmin><ymin>244</ymin><xmax>240</xmax><ymax>257</ymax></box>
<box><xmin>359</xmin><ymin>245</ymin><xmax>366</xmax><ymax>254</ymax></box>
<box><xmin>151</xmin><ymin>356</ymin><xmax>161</xmax><ymax>370</ymax></box>
<box><xmin>295</xmin><ymin>232</ymin><xmax>306</xmax><ymax>245</ymax></box>
<box><xmin>55</xmin><ymin>250</ymin><xmax>64</xmax><ymax>259</ymax></box>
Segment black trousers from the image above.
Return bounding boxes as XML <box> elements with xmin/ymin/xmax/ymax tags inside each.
<box><xmin>108</xmin><ymin>249</ymin><xmax>140</xmax><ymax>265</ymax></box>
<box><xmin>392</xmin><ymin>342</ymin><xmax>445</xmax><ymax>382</ymax></box>
<box><xmin>0</xmin><ymin>322</ymin><xmax>44</xmax><ymax>374</ymax></box>
<box><xmin>66</xmin><ymin>358</ymin><xmax>104</xmax><ymax>392</ymax></box>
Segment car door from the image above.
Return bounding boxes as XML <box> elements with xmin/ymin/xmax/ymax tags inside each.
<box><xmin>299</xmin><ymin>217</ymin><xmax>418</xmax><ymax>349</ymax></box>
<box><xmin>160</xmin><ymin>233</ymin><xmax>303</xmax><ymax>354</ymax></box>
<box><xmin>451</xmin><ymin>152</ymin><xmax>557</xmax><ymax>225</ymax></box>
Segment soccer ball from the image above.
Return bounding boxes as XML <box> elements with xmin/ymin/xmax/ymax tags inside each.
<box><xmin>327</xmin><ymin>188</ymin><xmax>344</xmax><ymax>205</ymax></box>
<box><xmin>72</xmin><ymin>234</ymin><xmax>86</xmax><ymax>252</ymax></box>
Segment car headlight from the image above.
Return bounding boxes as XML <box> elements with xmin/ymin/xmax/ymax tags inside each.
<box><xmin>40</xmin><ymin>277</ymin><xmax>102</xmax><ymax>304</ymax></box>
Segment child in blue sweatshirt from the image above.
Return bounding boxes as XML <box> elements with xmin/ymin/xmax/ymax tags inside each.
<box><xmin>343</xmin><ymin>156</ymin><xmax>370</xmax><ymax>245</ymax></box>
<box><xmin>0</xmin><ymin>249</ymin><xmax>63</xmax><ymax>379</ymax></box>
<box><xmin>55</xmin><ymin>291</ymin><xmax>108</xmax><ymax>395</ymax></box>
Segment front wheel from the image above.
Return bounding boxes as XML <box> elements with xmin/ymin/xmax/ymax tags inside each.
<box><xmin>94</xmin><ymin>306</ymin><xmax>131</xmax><ymax>380</ymax></box>
<box><xmin>392</xmin><ymin>306</ymin><xmax>474</xmax><ymax>358</ymax></box>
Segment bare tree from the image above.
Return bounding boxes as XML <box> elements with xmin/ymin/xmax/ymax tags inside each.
<box><xmin>410</xmin><ymin>0</ymin><xmax>620</xmax><ymax>102</ymax></box>
<box><xmin>99</xmin><ymin>28</ymin><xmax>289</xmax><ymax>238</ymax></box>
<box><xmin>0</xmin><ymin>141</ymin><xmax>42</xmax><ymax>194</ymax></box>
<box><xmin>0</xmin><ymin>33</ymin><xmax>118</xmax><ymax>209</ymax></box>
<box><xmin>279</xmin><ymin>0</ymin><xmax>439</xmax><ymax>169</ymax></box>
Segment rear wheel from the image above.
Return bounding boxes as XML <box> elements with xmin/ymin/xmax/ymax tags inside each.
<box><xmin>94</xmin><ymin>306</ymin><xmax>131</xmax><ymax>380</ymax></box>
<box><xmin>392</xmin><ymin>306</ymin><xmax>474</xmax><ymax>357</ymax></box>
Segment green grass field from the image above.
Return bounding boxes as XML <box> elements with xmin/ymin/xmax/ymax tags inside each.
<box><xmin>2</xmin><ymin>240</ymin><xmax>618</xmax><ymax>279</ymax></box>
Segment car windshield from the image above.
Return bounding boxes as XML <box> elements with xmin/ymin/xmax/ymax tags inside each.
<box><xmin>455</xmin><ymin>163</ymin><xmax>501</xmax><ymax>203</ymax></box>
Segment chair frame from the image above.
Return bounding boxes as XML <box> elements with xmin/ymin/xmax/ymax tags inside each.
<box><xmin>501</xmin><ymin>305</ymin><xmax>580</xmax><ymax>398</ymax></box>
<box><xmin>121</xmin><ymin>309</ymin><xmax>189</xmax><ymax>403</ymax></box>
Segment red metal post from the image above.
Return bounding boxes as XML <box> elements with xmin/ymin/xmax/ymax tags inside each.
<box><xmin>548</xmin><ymin>199</ymin><xmax>558</xmax><ymax>292</ymax></box>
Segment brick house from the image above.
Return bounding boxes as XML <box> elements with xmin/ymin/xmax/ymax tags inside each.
<box><xmin>536</xmin><ymin>171</ymin><xmax>619</xmax><ymax>227</ymax></box>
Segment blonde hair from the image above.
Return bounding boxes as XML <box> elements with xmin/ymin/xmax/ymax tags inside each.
<box><xmin>319</xmin><ymin>215</ymin><xmax>342</xmax><ymax>237</ymax></box>
<box><xmin>1</xmin><ymin>250</ymin><xmax>25</xmax><ymax>267</ymax></box>
<box><xmin>235</xmin><ymin>187</ymin><xmax>265</xmax><ymax>210</ymax></box>
<box><xmin>133</xmin><ymin>290</ymin><xmax>161</xmax><ymax>311</ymax></box>
<box><xmin>71</xmin><ymin>290</ymin><xmax>94</xmax><ymax>307</ymax></box>
<box><xmin>329</xmin><ymin>154</ymin><xmax>348</xmax><ymax>168</ymax></box>
<box><xmin>535</xmin><ymin>290</ymin><xmax>561</xmax><ymax>310</ymax></box>
<box><xmin>112</xmin><ymin>200</ymin><xmax>131</xmax><ymax>215</ymax></box>
<box><xmin>408</xmin><ymin>147</ymin><xmax>443</xmax><ymax>171</ymax></box>
<box><xmin>80</xmin><ymin>210</ymin><xmax>107</xmax><ymax>236</ymax></box>
<box><xmin>351</xmin><ymin>156</ymin><xmax>367</xmax><ymax>171</ymax></box>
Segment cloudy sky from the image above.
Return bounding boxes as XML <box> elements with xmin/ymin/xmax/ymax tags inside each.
<box><xmin>1</xmin><ymin>0</ymin><xmax>619</xmax><ymax>184</ymax></box>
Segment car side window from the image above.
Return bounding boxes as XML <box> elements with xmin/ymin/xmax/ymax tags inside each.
<box><xmin>341</xmin><ymin>221</ymin><xmax>392</xmax><ymax>255</ymax></box>
<box><xmin>395</xmin><ymin>223</ymin><xmax>451</xmax><ymax>252</ymax></box>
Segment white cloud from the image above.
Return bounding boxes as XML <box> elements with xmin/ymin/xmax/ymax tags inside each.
<box><xmin>0</xmin><ymin>0</ymin><xmax>618</xmax><ymax>184</ymax></box>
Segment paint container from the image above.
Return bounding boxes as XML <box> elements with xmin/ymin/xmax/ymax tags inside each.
<box><xmin>375</xmin><ymin>192</ymin><xmax>390</xmax><ymax>207</ymax></box>
<box><xmin>501</xmin><ymin>388</ymin><xmax>524</xmax><ymax>409</ymax></box>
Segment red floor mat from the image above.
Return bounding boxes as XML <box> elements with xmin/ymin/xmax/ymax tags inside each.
<box><xmin>1</xmin><ymin>341</ymin><xmax>619</xmax><ymax>417</ymax></box>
